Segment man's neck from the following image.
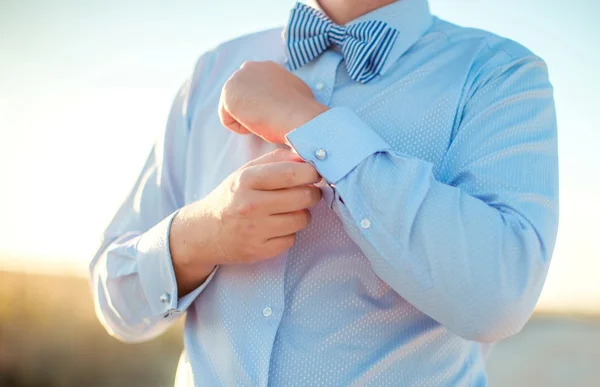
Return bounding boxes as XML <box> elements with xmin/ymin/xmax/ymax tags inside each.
<box><xmin>317</xmin><ymin>0</ymin><xmax>397</xmax><ymax>25</ymax></box>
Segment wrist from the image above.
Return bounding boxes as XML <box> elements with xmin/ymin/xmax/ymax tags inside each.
<box><xmin>284</xmin><ymin>100</ymin><xmax>329</xmax><ymax>139</ymax></box>
<box><xmin>169</xmin><ymin>207</ymin><xmax>217</xmax><ymax>294</ymax></box>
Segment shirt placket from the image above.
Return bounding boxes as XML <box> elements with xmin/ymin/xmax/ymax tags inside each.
<box><xmin>309</xmin><ymin>50</ymin><xmax>341</xmax><ymax>107</ymax></box>
<box><xmin>257</xmin><ymin>252</ymin><xmax>288</xmax><ymax>387</ymax></box>
<box><xmin>262</xmin><ymin>51</ymin><xmax>343</xmax><ymax>387</ymax></box>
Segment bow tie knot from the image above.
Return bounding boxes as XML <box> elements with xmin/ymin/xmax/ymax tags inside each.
<box><xmin>284</xmin><ymin>3</ymin><xmax>399</xmax><ymax>84</ymax></box>
<box><xmin>326</xmin><ymin>24</ymin><xmax>346</xmax><ymax>47</ymax></box>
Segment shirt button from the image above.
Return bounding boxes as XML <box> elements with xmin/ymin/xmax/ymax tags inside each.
<box><xmin>315</xmin><ymin>148</ymin><xmax>327</xmax><ymax>160</ymax></box>
<box><xmin>262</xmin><ymin>307</ymin><xmax>273</xmax><ymax>317</ymax></box>
<box><xmin>360</xmin><ymin>218</ymin><xmax>371</xmax><ymax>229</ymax></box>
<box><xmin>315</xmin><ymin>81</ymin><xmax>325</xmax><ymax>91</ymax></box>
<box><xmin>159</xmin><ymin>292</ymin><xmax>171</xmax><ymax>304</ymax></box>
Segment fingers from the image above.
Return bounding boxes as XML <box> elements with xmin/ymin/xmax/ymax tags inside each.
<box><xmin>244</xmin><ymin>161</ymin><xmax>321</xmax><ymax>190</ymax></box>
<box><xmin>262</xmin><ymin>233</ymin><xmax>297</xmax><ymax>257</ymax></box>
<box><xmin>218</xmin><ymin>82</ymin><xmax>251</xmax><ymax>135</ymax></box>
<box><xmin>243</xmin><ymin>148</ymin><xmax>303</xmax><ymax>168</ymax></box>
<box><xmin>264</xmin><ymin>185</ymin><xmax>322</xmax><ymax>214</ymax></box>
<box><xmin>266</xmin><ymin>210</ymin><xmax>312</xmax><ymax>237</ymax></box>
<box><xmin>218</xmin><ymin>101</ymin><xmax>251</xmax><ymax>135</ymax></box>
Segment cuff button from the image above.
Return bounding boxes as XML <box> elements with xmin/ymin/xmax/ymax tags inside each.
<box><xmin>160</xmin><ymin>292</ymin><xmax>171</xmax><ymax>304</ymax></box>
<box><xmin>360</xmin><ymin>218</ymin><xmax>371</xmax><ymax>229</ymax></box>
<box><xmin>315</xmin><ymin>148</ymin><xmax>327</xmax><ymax>160</ymax></box>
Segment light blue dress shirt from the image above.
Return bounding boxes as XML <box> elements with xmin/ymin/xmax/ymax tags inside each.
<box><xmin>90</xmin><ymin>0</ymin><xmax>559</xmax><ymax>385</ymax></box>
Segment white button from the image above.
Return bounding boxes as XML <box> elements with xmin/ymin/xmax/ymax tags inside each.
<box><xmin>159</xmin><ymin>292</ymin><xmax>171</xmax><ymax>304</ymax></box>
<box><xmin>262</xmin><ymin>307</ymin><xmax>273</xmax><ymax>317</ymax></box>
<box><xmin>360</xmin><ymin>218</ymin><xmax>371</xmax><ymax>229</ymax></box>
<box><xmin>315</xmin><ymin>81</ymin><xmax>325</xmax><ymax>91</ymax></box>
<box><xmin>315</xmin><ymin>148</ymin><xmax>327</xmax><ymax>160</ymax></box>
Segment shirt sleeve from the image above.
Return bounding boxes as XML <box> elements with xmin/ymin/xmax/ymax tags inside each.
<box><xmin>89</xmin><ymin>53</ymin><xmax>217</xmax><ymax>343</ymax></box>
<box><xmin>286</xmin><ymin>56</ymin><xmax>559</xmax><ymax>343</ymax></box>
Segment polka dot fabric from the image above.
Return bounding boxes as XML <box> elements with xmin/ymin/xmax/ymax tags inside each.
<box><xmin>91</xmin><ymin>2</ymin><xmax>558</xmax><ymax>386</ymax></box>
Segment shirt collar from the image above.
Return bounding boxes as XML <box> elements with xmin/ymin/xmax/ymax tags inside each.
<box><xmin>298</xmin><ymin>0</ymin><xmax>432</xmax><ymax>75</ymax></box>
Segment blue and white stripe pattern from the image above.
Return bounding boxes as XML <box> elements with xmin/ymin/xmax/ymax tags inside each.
<box><xmin>285</xmin><ymin>2</ymin><xmax>400</xmax><ymax>84</ymax></box>
<box><xmin>285</xmin><ymin>3</ymin><xmax>398</xmax><ymax>83</ymax></box>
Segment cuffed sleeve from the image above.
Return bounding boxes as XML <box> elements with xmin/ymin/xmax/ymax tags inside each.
<box><xmin>286</xmin><ymin>107</ymin><xmax>391</xmax><ymax>184</ymax></box>
<box><xmin>133</xmin><ymin>211</ymin><xmax>218</xmax><ymax>318</ymax></box>
<box><xmin>286</xmin><ymin>56</ymin><xmax>559</xmax><ymax>343</ymax></box>
<box><xmin>135</xmin><ymin>211</ymin><xmax>217</xmax><ymax>318</ymax></box>
<box><xmin>89</xmin><ymin>51</ymin><xmax>218</xmax><ymax>343</ymax></box>
<box><xmin>136</xmin><ymin>212</ymin><xmax>180</xmax><ymax>316</ymax></box>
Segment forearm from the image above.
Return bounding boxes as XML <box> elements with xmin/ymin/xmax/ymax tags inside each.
<box><xmin>332</xmin><ymin>151</ymin><xmax>554</xmax><ymax>341</ymax></box>
<box><xmin>287</xmin><ymin>102</ymin><xmax>558</xmax><ymax>342</ymax></box>
<box><xmin>90</xmin><ymin>55</ymin><xmax>221</xmax><ymax>342</ymax></box>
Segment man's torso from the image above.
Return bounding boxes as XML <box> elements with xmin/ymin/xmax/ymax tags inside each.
<box><xmin>175</xmin><ymin>15</ymin><xmax>534</xmax><ymax>387</ymax></box>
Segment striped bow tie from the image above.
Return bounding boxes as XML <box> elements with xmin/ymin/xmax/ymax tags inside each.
<box><xmin>284</xmin><ymin>2</ymin><xmax>399</xmax><ymax>84</ymax></box>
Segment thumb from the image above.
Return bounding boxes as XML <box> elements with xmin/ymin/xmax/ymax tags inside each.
<box><xmin>243</xmin><ymin>148</ymin><xmax>303</xmax><ymax>168</ymax></box>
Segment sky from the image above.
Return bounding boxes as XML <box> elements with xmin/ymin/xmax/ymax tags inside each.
<box><xmin>0</xmin><ymin>0</ymin><xmax>599</xmax><ymax>313</ymax></box>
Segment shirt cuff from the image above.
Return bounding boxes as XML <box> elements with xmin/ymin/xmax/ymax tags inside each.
<box><xmin>176</xmin><ymin>266</ymin><xmax>218</xmax><ymax>315</ymax></box>
<box><xmin>286</xmin><ymin>107</ymin><xmax>391</xmax><ymax>184</ymax></box>
<box><xmin>136</xmin><ymin>211</ymin><xmax>216</xmax><ymax>317</ymax></box>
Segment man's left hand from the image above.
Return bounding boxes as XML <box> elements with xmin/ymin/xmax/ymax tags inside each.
<box><xmin>219</xmin><ymin>61</ymin><xmax>329</xmax><ymax>144</ymax></box>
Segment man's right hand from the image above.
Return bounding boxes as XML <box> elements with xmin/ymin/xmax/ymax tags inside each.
<box><xmin>169</xmin><ymin>148</ymin><xmax>322</xmax><ymax>296</ymax></box>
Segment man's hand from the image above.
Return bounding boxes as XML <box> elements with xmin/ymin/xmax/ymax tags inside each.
<box><xmin>219</xmin><ymin>61</ymin><xmax>329</xmax><ymax>144</ymax></box>
<box><xmin>169</xmin><ymin>149</ymin><xmax>322</xmax><ymax>296</ymax></box>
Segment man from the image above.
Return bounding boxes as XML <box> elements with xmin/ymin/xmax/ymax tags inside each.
<box><xmin>90</xmin><ymin>0</ymin><xmax>559</xmax><ymax>385</ymax></box>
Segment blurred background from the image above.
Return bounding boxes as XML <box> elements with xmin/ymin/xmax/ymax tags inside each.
<box><xmin>1</xmin><ymin>0</ymin><xmax>599</xmax><ymax>386</ymax></box>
